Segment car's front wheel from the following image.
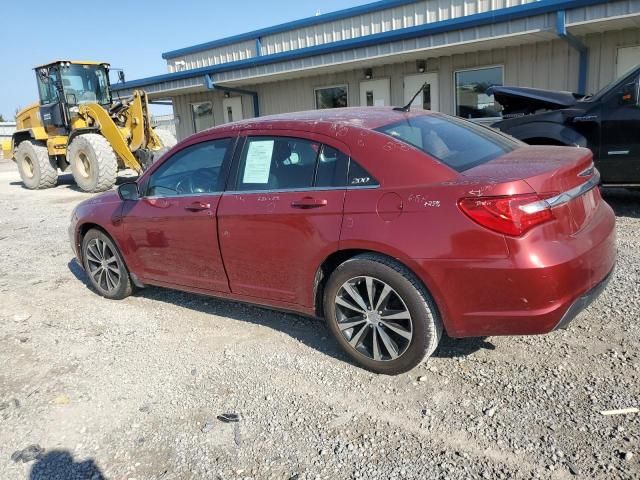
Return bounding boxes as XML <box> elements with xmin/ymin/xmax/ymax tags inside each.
<box><xmin>323</xmin><ymin>253</ymin><xmax>442</xmax><ymax>375</ymax></box>
<box><xmin>81</xmin><ymin>229</ymin><xmax>133</xmax><ymax>300</ymax></box>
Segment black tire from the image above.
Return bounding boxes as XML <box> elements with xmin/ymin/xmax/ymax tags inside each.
<box><xmin>14</xmin><ymin>140</ymin><xmax>58</xmax><ymax>189</ymax></box>
<box><xmin>68</xmin><ymin>134</ymin><xmax>118</xmax><ymax>192</ymax></box>
<box><xmin>323</xmin><ymin>253</ymin><xmax>442</xmax><ymax>375</ymax></box>
<box><xmin>154</xmin><ymin>129</ymin><xmax>177</xmax><ymax>148</ymax></box>
<box><xmin>81</xmin><ymin>229</ymin><xmax>133</xmax><ymax>300</ymax></box>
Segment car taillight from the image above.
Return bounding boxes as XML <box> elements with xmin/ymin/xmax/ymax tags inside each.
<box><xmin>458</xmin><ymin>194</ymin><xmax>554</xmax><ymax>236</ymax></box>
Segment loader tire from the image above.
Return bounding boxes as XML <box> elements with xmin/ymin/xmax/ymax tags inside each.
<box><xmin>15</xmin><ymin>140</ymin><xmax>58</xmax><ymax>189</ymax></box>
<box><xmin>154</xmin><ymin>129</ymin><xmax>177</xmax><ymax>149</ymax></box>
<box><xmin>68</xmin><ymin>134</ymin><xmax>118</xmax><ymax>193</ymax></box>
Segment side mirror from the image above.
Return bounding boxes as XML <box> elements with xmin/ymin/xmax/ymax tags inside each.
<box><xmin>118</xmin><ymin>182</ymin><xmax>139</xmax><ymax>201</ymax></box>
<box><xmin>619</xmin><ymin>82</ymin><xmax>638</xmax><ymax>105</ymax></box>
<box><xmin>118</xmin><ymin>71</ymin><xmax>126</xmax><ymax>84</ymax></box>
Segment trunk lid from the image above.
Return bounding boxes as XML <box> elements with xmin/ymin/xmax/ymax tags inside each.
<box><xmin>462</xmin><ymin>146</ymin><xmax>600</xmax><ymax>235</ymax></box>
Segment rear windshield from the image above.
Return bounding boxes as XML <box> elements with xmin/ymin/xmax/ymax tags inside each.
<box><xmin>376</xmin><ymin>114</ymin><xmax>519</xmax><ymax>172</ymax></box>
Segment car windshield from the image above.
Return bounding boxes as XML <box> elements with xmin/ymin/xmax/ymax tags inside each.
<box><xmin>376</xmin><ymin>113</ymin><xmax>519</xmax><ymax>172</ymax></box>
<box><xmin>60</xmin><ymin>64</ymin><xmax>111</xmax><ymax>106</ymax></box>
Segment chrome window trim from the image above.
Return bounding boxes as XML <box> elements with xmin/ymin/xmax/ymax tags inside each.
<box><xmin>224</xmin><ymin>184</ymin><xmax>379</xmax><ymax>195</ymax></box>
<box><xmin>143</xmin><ymin>192</ymin><xmax>224</xmax><ymax>200</ymax></box>
<box><xmin>144</xmin><ymin>184</ymin><xmax>379</xmax><ymax>198</ymax></box>
<box><xmin>520</xmin><ymin>170</ymin><xmax>601</xmax><ymax>214</ymax></box>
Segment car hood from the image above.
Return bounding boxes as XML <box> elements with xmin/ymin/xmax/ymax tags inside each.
<box><xmin>77</xmin><ymin>190</ymin><xmax>121</xmax><ymax>209</ymax></box>
<box><xmin>487</xmin><ymin>86</ymin><xmax>585</xmax><ymax>115</ymax></box>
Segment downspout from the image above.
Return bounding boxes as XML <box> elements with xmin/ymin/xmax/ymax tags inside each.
<box><xmin>556</xmin><ymin>10</ymin><xmax>588</xmax><ymax>95</ymax></box>
<box><xmin>204</xmin><ymin>73</ymin><xmax>260</xmax><ymax>117</ymax></box>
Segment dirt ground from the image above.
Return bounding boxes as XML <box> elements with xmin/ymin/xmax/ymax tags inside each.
<box><xmin>0</xmin><ymin>159</ymin><xmax>638</xmax><ymax>480</ymax></box>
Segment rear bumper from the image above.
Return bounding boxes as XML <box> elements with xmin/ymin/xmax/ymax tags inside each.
<box><xmin>554</xmin><ymin>265</ymin><xmax>614</xmax><ymax>330</ymax></box>
<box><xmin>415</xmin><ymin>200</ymin><xmax>616</xmax><ymax>338</ymax></box>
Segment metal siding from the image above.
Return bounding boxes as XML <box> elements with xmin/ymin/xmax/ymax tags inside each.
<box><xmin>164</xmin><ymin>0</ymin><xmax>538</xmax><ymax>72</ymax></box>
<box><xmin>211</xmin><ymin>14</ymin><xmax>554</xmax><ymax>84</ymax></box>
<box><xmin>566</xmin><ymin>0</ymin><xmax>640</xmax><ymax>23</ymax></box>
<box><xmin>168</xmin><ymin>40</ymin><xmax>256</xmax><ymax>72</ymax></box>
<box><xmin>260</xmin><ymin>0</ymin><xmax>536</xmax><ymax>57</ymax></box>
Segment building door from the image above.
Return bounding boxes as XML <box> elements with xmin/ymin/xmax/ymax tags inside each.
<box><xmin>360</xmin><ymin>79</ymin><xmax>391</xmax><ymax>107</ymax></box>
<box><xmin>404</xmin><ymin>73</ymin><xmax>439</xmax><ymax>111</ymax></box>
<box><xmin>222</xmin><ymin>97</ymin><xmax>243</xmax><ymax>123</ymax></box>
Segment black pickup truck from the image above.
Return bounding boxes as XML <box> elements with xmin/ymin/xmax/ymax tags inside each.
<box><xmin>490</xmin><ymin>66</ymin><xmax>640</xmax><ymax>186</ymax></box>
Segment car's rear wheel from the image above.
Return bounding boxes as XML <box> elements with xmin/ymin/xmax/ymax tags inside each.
<box><xmin>323</xmin><ymin>253</ymin><xmax>442</xmax><ymax>375</ymax></box>
<box><xmin>81</xmin><ymin>229</ymin><xmax>132</xmax><ymax>300</ymax></box>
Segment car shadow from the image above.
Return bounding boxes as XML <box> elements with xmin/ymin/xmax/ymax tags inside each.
<box><xmin>28</xmin><ymin>450</ymin><xmax>105</xmax><ymax>480</ymax></box>
<box><xmin>602</xmin><ymin>187</ymin><xmax>640</xmax><ymax>219</ymax></box>
<box><xmin>68</xmin><ymin>259</ymin><xmax>495</xmax><ymax>367</ymax></box>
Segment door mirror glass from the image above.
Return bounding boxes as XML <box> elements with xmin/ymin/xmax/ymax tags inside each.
<box><xmin>118</xmin><ymin>182</ymin><xmax>140</xmax><ymax>201</ymax></box>
<box><xmin>619</xmin><ymin>82</ymin><xmax>638</xmax><ymax>105</ymax></box>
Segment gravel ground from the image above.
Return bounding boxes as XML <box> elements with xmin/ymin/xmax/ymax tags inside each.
<box><xmin>0</xmin><ymin>159</ymin><xmax>638</xmax><ymax>480</ymax></box>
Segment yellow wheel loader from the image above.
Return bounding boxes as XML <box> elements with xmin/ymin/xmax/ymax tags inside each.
<box><xmin>7</xmin><ymin>61</ymin><xmax>176</xmax><ymax>192</ymax></box>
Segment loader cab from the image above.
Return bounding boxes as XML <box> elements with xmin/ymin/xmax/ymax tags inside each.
<box><xmin>35</xmin><ymin>61</ymin><xmax>112</xmax><ymax>134</ymax></box>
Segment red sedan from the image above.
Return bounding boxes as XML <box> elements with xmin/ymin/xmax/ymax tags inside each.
<box><xmin>69</xmin><ymin>108</ymin><xmax>616</xmax><ymax>374</ymax></box>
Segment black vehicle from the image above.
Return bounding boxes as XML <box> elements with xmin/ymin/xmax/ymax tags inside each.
<box><xmin>490</xmin><ymin>65</ymin><xmax>640</xmax><ymax>186</ymax></box>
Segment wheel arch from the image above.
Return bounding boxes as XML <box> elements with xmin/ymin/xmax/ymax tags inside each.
<box><xmin>313</xmin><ymin>248</ymin><xmax>449</xmax><ymax>333</ymax></box>
<box><xmin>76</xmin><ymin>222</ymin><xmax>129</xmax><ymax>270</ymax></box>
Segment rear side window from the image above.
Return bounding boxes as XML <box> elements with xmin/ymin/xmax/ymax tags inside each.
<box><xmin>315</xmin><ymin>145</ymin><xmax>349</xmax><ymax>187</ymax></box>
<box><xmin>236</xmin><ymin>137</ymin><xmax>320</xmax><ymax>191</ymax></box>
<box><xmin>348</xmin><ymin>160</ymin><xmax>378</xmax><ymax>187</ymax></box>
<box><xmin>376</xmin><ymin>114</ymin><xmax>518</xmax><ymax>172</ymax></box>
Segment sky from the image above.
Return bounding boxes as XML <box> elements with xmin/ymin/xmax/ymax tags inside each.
<box><xmin>0</xmin><ymin>0</ymin><xmax>368</xmax><ymax>120</ymax></box>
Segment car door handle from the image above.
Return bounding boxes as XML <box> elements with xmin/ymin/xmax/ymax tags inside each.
<box><xmin>184</xmin><ymin>202</ymin><xmax>211</xmax><ymax>212</ymax></box>
<box><xmin>291</xmin><ymin>197</ymin><xmax>328</xmax><ymax>209</ymax></box>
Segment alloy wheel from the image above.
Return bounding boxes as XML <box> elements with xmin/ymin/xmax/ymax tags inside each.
<box><xmin>334</xmin><ymin>276</ymin><xmax>413</xmax><ymax>361</ymax></box>
<box><xmin>85</xmin><ymin>238</ymin><xmax>121</xmax><ymax>293</ymax></box>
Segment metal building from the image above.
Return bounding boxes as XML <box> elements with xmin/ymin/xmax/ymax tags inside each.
<box><xmin>113</xmin><ymin>0</ymin><xmax>640</xmax><ymax>141</ymax></box>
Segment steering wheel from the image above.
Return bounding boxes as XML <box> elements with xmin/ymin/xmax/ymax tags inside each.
<box><xmin>175</xmin><ymin>169</ymin><xmax>217</xmax><ymax>195</ymax></box>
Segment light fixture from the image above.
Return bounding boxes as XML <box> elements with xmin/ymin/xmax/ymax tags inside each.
<box><xmin>364</xmin><ymin>68</ymin><xmax>373</xmax><ymax>80</ymax></box>
<box><xmin>224</xmin><ymin>91</ymin><xmax>231</xmax><ymax>98</ymax></box>
<box><xmin>417</xmin><ymin>61</ymin><xmax>426</xmax><ymax>73</ymax></box>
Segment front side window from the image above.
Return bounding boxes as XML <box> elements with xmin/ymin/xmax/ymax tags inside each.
<box><xmin>36</xmin><ymin>68</ymin><xmax>59</xmax><ymax>104</ymax></box>
<box><xmin>315</xmin><ymin>85</ymin><xmax>348</xmax><ymax>109</ymax></box>
<box><xmin>60</xmin><ymin>64</ymin><xmax>111</xmax><ymax>105</ymax></box>
<box><xmin>377</xmin><ymin>114</ymin><xmax>519</xmax><ymax>172</ymax></box>
<box><xmin>147</xmin><ymin>139</ymin><xmax>231</xmax><ymax>197</ymax></box>
<box><xmin>237</xmin><ymin>137</ymin><xmax>321</xmax><ymax>191</ymax></box>
<box><xmin>192</xmin><ymin>102</ymin><xmax>215</xmax><ymax>133</ymax></box>
<box><xmin>455</xmin><ymin>66</ymin><xmax>503</xmax><ymax>119</ymax></box>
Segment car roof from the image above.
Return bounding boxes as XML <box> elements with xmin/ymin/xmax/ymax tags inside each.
<box><xmin>194</xmin><ymin>107</ymin><xmax>436</xmax><ymax>140</ymax></box>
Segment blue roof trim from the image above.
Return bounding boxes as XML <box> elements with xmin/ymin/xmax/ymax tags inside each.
<box><xmin>118</xmin><ymin>0</ymin><xmax>608</xmax><ymax>91</ymax></box>
<box><xmin>162</xmin><ymin>0</ymin><xmax>425</xmax><ymax>59</ymax></box>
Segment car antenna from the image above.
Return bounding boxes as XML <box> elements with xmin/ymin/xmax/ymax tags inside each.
<box><xmin>393</xmin><ymin>82</ymin><xmax>427</xmax><ymax>112</ymax></box>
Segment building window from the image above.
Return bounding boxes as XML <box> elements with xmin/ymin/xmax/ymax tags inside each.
<box><xmin>455</xmin><ymin>66</ymin><xmax>503</xmax><ymax>119</ymax></box>
<box><xmin>191</xmin><ymin>102</ymin><xmax>215</xmax><ymax>133</ymax></box>
<box><xmin>315</xmin><ymin>85</ymin><xmax>348</xmax><ymax>109</ymax></box>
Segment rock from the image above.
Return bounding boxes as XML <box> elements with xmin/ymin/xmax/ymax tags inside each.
<box><xmin>623</xmin><ymin>452</ymin><xmax>634</xmax><ymax>461</ymax></box>
<box><xmin>12</xmin><ymin>313</ymin><xmax>31</xmax><ymax>322</ymax></box>
<box><xmin>11</xmin><ymin>445</ymin><xmax>44</xmax><ymax>463</ymax></box>
<box><xmin>484</xmin><ymin>406</ymin><xmax>497</xmax><ymax>417</ymax></box>
<box><xmin>418</xmin><ymin>376</ymin><xmax>428</xmax><ymax>382</ymax></box>
<box><xmin>202</xmin><ymin>420</ymin><xmax>215</xmax><ymax>433</ymax></box>
<box><xmin>566</xmin><ymin>461</ymin><xmax>580</xmax><ymax>476</ymax></box>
